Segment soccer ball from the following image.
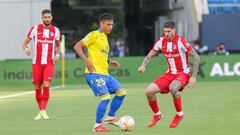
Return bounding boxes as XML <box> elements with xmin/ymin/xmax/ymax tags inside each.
<box><xmin>118</xmin><ymin>115</ymin><xmax>135</xmax><ymax>131</ymax></box>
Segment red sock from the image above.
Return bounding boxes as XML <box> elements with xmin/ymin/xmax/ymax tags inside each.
<box><xmin>148</xmin><ymin>100</ymin><xmax>160</xmax><ymax>114</ymax></box>
<box><xmin>173</xmin><ymin>97</ymin><xmax>182</xmax><ymax>112</ymax></box>
<box><xmin>42</xmin><ymin>87</ymin><xmax>50</xmax><ymax>110</ymax></box>
<box><xmin>35</xmin><ymin>88</ymin><xmax>42</xmax><ymax>110</ymax></box>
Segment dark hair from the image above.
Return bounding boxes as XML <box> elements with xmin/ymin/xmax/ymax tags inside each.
<box><xmin>42</xmin><ymin>9</ymin><xmax>51</xmax><ymax>15</ymax></box>
<box><xmin>218</xmin><ymin>42</ymin><xmax>225</xmax><ymax>46</ymax></box>
<box><xmin>99</xmin><ymin>12</ymin><xmax>114</xmax><ymax>22</ymax></box>
<box><xmin>164</xmin><ymin>20</ymin><xmax>176</xmax><ymax>29</ymax></box>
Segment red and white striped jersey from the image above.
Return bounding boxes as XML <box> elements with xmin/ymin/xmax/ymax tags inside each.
<box><xmin>152</xmin><ymin>34</ymin><xmax>192</xmax><ymax>74</ymax></box>
<box><xmin>27</xmin><ymin>24</ymin><xmax>61</xmax><ymax>64</ymax></box>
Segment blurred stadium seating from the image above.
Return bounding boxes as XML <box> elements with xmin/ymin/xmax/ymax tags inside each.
<box><xmin>208</xmin><ymin>0</ymin><xmax>240</xmax><ymax>13</ymax></box>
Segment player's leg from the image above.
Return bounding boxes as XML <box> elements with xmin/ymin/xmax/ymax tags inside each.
<box><xmin>104</xmin><ymin>75</ymin><xmax>126</xmax><ymax>127</ymax></box>
<box><xmin>169</xmin><ymin>80</ymin><xmax>183</xmax><ymax>128</ymax></box>
<box><xmin>147</xmin><ymin>73</ymin><xmax>172</xmax><ymax>127</ymax></box>
<box><xmin>106</xmin><ymin>88</ymin><xmax>126</xmax><ymax>118</ymax></box>
<box><xmin>40</xmin><ymin>81</ymin><xmax>50</xmax><ymax>120</ymax></box>
<box><xmin>94</xmin><ymin>93</ymin><xmax>111</xmax><ymax>132</ymax></box>
<box><xmin>169</xmin><ymin>79</ymin><xmax>182</xmax><ymax>112</ymax></box>
<box><xmin>32</xmin><ymin>64</ymin><xmax>44</xmax><ymax>120</ymax></box>
<box><xmin>168</xmin><ymin>73</ymin><xmax>190</xmax><ymax>128</ymax></box>
<box><xmin>145</xmin><ymin>83</ymin><xmax>163</xmax><ymax>127</ymax></box>
<box><xmin>41</xmin><ymin>64</ymin><xmax>54</xmax><ymax>120</ymax></box>
<box><xmin>34</xmin><ymin>84</ymin><xmax>43</xmax><ymax>120</ymax></box>
<box><xmin>146</xmin><ymin>83</ymin><xmax>161</xmax><ymax>113</ymax></box>
<box><xmin>34</xmin><ymin>85</ymin><xmax>42</xmax><ymax>110</ymax></box>
<box><xmin>85</xmin><ymin>74</ymin><xmax>111</xmax><ymax>132</ymax></box>
<box><xmin>42</xmin><ymin>81</ymin><xmax>50</xmax><ymax>111</ymax></box>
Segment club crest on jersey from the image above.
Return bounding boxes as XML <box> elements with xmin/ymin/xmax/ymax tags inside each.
<box><xmin>173</xmin><ymin>44</ymin><xmax>177</xmax><ymax>50</ymax></box>
<box><xmin>83</xmin><ymin>35</ymin><xmax>89</xmax><ymax>41</ymax></box>
<box><xmin>50</xmin><ymin>32</ymin><xmax>54</xmax><ymax>37</ymax></box>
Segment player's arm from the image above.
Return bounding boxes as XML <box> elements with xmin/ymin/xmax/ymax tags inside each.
<box><xmin>138</xmin><ymin>49</ymin><xmax>159</xmax><ymax>73</ymax></box>
<box><xmin>74</xmin><ymin>41</ymin><xmax>95</xmax><ymax>72</ymax></box>
<box><xmin>188</xmin><ymin>48</ymin><xmax>200</xmax><ymax>89</ymax></box>
<box><xmin>53</xmin><ymin>40</ymin><xmax>61</xmax><ymax>64</ymax></box>
<box><xmin>22</xmin><ymin>37</ymin><xmax>32</xmax><ymax>56</ymax></box>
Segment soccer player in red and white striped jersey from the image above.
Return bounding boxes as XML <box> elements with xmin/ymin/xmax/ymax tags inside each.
<box><xmin>138</xmin><ymin>20</ymin><xmax>200</xmax><ymax>128</ymax></box>
<box><xmin>22</xmin><ymin>9</ymin><xmax>61</xmax><ymax>120</ymax></box>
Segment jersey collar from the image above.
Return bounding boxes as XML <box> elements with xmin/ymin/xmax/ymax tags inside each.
<box><xmin>98</xmin><ymin>28</ymin><xmax>104</xmax><ymax>33</ymax></box>
<box><xmin>41</xmin><ymin>24</ymin><xmax>53</xmax><ymax>29</ymax></box>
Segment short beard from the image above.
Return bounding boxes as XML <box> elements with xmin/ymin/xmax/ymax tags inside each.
<box><xmin>166</xmin><ymin>35</ymin><xmax>172</xmax><ymax>40</ymax></box>
<box><xmin>43</xmin><ymin>21</ymin><xmax>51</xmax><ymax>26</ymax></box>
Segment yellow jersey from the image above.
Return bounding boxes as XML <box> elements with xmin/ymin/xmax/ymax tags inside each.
<box><xmin>82</xmin><ymin>29</ymin><xmax>110</xmax><ymax>75</ymax></box>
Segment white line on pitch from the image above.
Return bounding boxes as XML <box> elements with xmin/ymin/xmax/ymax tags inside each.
<box><xmin>0</xmin><ymin>85</ymin><xmax>65</xmax><ymax>100</ymax></box>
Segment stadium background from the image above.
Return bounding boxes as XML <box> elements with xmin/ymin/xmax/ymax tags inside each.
<box><xmin>0</xmin><ymin>0</ymin><xmax>240</xmax><ymax>135</ymax></box>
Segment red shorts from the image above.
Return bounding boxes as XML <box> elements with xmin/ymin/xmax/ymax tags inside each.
<box><xmin>153</xmin><ymin>72</ymin><xmax>190</xmax><ymax>94</ymax></box>
<box><xmin>32</xmin><ymin>64</ymin><xmax>54</xmax><ymax>85</ymax></box>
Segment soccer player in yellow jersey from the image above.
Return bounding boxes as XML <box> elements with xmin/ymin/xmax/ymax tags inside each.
<box><xmin>74</xmin><ymin>13</ymin><xmax>126</xmax><ymax>132</ymax></box>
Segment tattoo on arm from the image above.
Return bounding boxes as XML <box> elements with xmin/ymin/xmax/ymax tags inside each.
<box><xmin>188</xmin><ymin>49</ymin><xmax>200</xmax><ymax>77</ymax></box>
<box><xmin>142</xmin><ymin>57</ymin><xmax>151</xmax><ymax>67</ymax></box>
<box><xmin>141</xmin><ymin>50</ymin><xmax>158</xmax><ymax>67</ymax></box>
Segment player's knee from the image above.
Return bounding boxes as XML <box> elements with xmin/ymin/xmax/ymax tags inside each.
<box><xmin>169</xmin><ymin>83</ymin><xmax>178</xmax><ymax>93</ymax></box>
<box><xmin>43</xmin><ymin>81</ymin><xmax>50</xmax><ymax>87</ymax></box>
<box><xmin>116</xmin><ymin>89</ymin><xmax>126</xmax><ymax>96</ymax></box>
<box><xmin>100</xmin><ymin>93</ymin><xmax>111</xmax><ymax>100</ymax></box>
<box><xmin>169</xmin><ymin>87</ymin><xmax>177</xmax><ymax>94</ymax></box>
<box><xmin>171</xmin><ymin>92</ymin><xmax>180</xmax><ymax>99</ymax></box>
<box><xmin>146</xmin><ymin>83</ymin><xmax>159</xmax><ymax>96</ymax></box>
<box><xmin>145</xmin><ymin>88</ymin><xmax>149</xmax><ymax>95</ymax></box>
<box><xmin>35</xmin><ymin>85</ymin><xmax>41</xmax><ymax>89</ymax></box>
<box><xmin>169</xmin><ymin>87</ymin><xmax>179</xmax><ymax>98</ymax></box>
<box><xmin>145</xmin><ymin>87</ymin><xmax>153</xmax><ymax>97</ymax></box>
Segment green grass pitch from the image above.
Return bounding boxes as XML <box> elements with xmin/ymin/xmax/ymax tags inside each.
<box><xmin>0</xmin><ymin>81</ymin><xmax>240</xmax><ymax>135</ymax></box>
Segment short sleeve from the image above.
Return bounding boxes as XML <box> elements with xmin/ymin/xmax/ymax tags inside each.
<box><xmin>27</xmin><ymin>26</ymin><xmax>37</xmax><ymax>39</ymax></box>
<box><xmin>152</xmin><ymin>37</ymin><xmax>163</xmax><ymax>52</ymax></box>
<box><xmin>180</xmin><ymin>37</ymin><xmax>192</xmax><ymax>52</ymax></box>
<box><xmin>81</xmin><ymin>31</ymin><xmax>97</xmax><ymax>47</ymax></box>
<box><xmin>55</xmin><ymin>27</ymin><xmax>61</xmax><ymax>41</ymax></box>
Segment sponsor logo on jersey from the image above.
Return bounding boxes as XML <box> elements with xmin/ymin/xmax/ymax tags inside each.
<box><xmin>173</xmin><ymin>44</ymin><xmax>177</xmax><ymax>50</ymax></box>
<box><xmin>37</xmin><ymin>39</ymin><xmax>53</xmax><ymax>44</ymax></box>
<box><xmin>165</xmin><ymin>53</ymin><xmax>180</xmax><ymax>58</ymax></box>
<box><xmin>50</xmin><ymin>32</ymin><xmax>54</xmax><ymax>37</ymax></box>
<box><xmin>82</xmin><ymin>35</ymin><xmax>89</xmax><ymax>41</ymax></box>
